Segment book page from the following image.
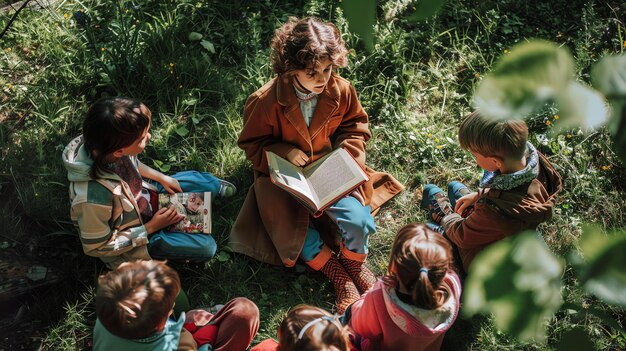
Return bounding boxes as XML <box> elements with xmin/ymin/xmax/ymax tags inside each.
<box><xmin>303</xmin><ymin>149</ymin><xmax>367</xmax><ymax>206</ymax></box>
<box><xmin>267</xmin><ymin>152</ymin><xmax>315</xmax><ymax>204</ymax></box>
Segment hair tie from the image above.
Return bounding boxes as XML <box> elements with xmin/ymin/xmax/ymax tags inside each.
<box><xmin>297</xmin><ymin>316</ymin><xmax>341</xmax><ymax>340</ymax></box>
<box><xmin>419</xmin><ymin>267</ymin><xmax>429</xmax><ymax>275</ymax></box>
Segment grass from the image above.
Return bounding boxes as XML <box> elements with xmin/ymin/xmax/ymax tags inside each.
<box><xmin>0</xmin><ymin>0</ymin><xmax>625</xmax><ymax>349</ymax></box>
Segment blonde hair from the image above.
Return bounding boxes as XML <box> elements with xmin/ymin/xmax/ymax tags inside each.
<box><xmin>458</xmin><ymin>111</ymin><xmax>528</xmax><ymax>160</ymax></box>
<box><xmin>271</xmin><ymin>16</ymin><xmax>349</xmax><ymax>76</ymax></box>
<box><xmin>278</xmin><ymin>305</ymin><xmax>350</xmax><ymax>351</ymax></box>
<box><xmin>96</xmin><ymin>260</ymin><xmax>180</xmax><ymax>339</ymax></box>
<box><xmin>387</xmin><ymin>224</ymin><xmax>453</xmax><ymax>309</ymax></box>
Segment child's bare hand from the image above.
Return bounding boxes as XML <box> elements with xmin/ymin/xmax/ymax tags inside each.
<box><xmin>159</xmin><ymin>175</ymin><xmax>182</xmax><ymax>194</ymax></box>
<box><xmin>455</xmin><ymin>192</ymin><xmax>479</xmax><ymax>214</ymax></box>
<box><xmin>145</xmin><ymin>206</ymin><xmax>183</xmax><ymax>234</ymax></box>
<box><xmin>286</xmin><ymin>148</ymin><xmax>309</xmax><ymax>166</ymax></box>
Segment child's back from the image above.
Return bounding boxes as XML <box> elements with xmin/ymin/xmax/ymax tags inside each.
<box><xmin>423</xmin><ymin>112</ymin><xmax>562</xmax><ymax>272</ymax></box>
<box><xmin>348</xmin><ymin>224</ymin><xmax>462</xmax><ymax>351</ymax></box>
<box><xmin>443</xmin><ymin>148</ymin><xmax>562</xmax><ymax>271</ymax></box>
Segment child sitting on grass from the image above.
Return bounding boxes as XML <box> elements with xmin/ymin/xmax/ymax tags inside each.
<box><xmin>230</xmin><ymin>16</ymin><xmax>403</xmax><ymax>314</ymax></box>
<box><xmin>63</xmin><ymin>97</ymin><xmax>236</xmax><ymax>269</ymax></box>
<box><xmin>421</xmin><ymin>111</ymin><xmax>562</xmax><ymax>273</ymax></box>
<box><xmin>251</xmin><ymin>304</ymin><xmax>357</xmax><ymax>351</ymax></box>
<box><xmin>345</xmin><ymin>223</ymin><xmax>461</xmax><ymax>351</ymax></box>
<box><xmin>94</xmin><ymin>260</ymin><xmax>259</xmax><ymax>351</ymax></box>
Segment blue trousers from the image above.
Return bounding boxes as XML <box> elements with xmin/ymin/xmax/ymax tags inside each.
<box><xmin>147</xmin><ymin>171</ymin><xmax>219</xmax><ymax>261</ymax></box>
<box><xmin>300</xmin><ymin>196</ymin><xmax>376</xmax><ymax>262</ymax></box>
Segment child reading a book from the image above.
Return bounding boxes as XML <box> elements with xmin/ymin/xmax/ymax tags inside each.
<box><xmin>230</xmin><ymin>16</ymin><xmax>404</xmax><ymax>313</ymax></box>
<box><xmin>63</xmin><ymin>97</ymin><xmax>236</xmax><ymax>269</ymax></box>
<box><xmin>94</xmin><ymin>260</ymin><xmax>259</xmax><ymax>351</ymax></box>
<box><xmin>251</xmin><ymin>305</ymin><xmax>357</xmax><ymax>351</ymax></box>
<box><xmin>421</xmin><ymin>111</ymin><xmax>562</xmax><ymax>273</ymax></box>
<box><xmin>345</xmin><ymin>224</ymin><xmax>461</xmax><ymax>351</ymax></box>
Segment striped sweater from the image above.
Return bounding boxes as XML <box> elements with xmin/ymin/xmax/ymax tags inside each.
<box><xmin>62</xmin><ymin>136</ymin><xmax>150</xmax><ymax>269</ymax></box>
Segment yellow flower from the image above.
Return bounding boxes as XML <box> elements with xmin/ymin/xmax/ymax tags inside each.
<box><xmin>474</xmin><ymin>73</ymin><xmax>480</xmax><ymax>78</ymax></box>
<box><xmin>566</xmin><ymin>134</ymin><xmax>573</xmax><ymax>138</ymax></box>
<box><xmin>63</xmin><ymin>13</ymin><xmax>69</xmax><ymax>19</ymax></box>
<box><xmin>169</xmin><ymin>63</ymin><xmax>175</xmax><ymax>67</ymax></box>
<box><xmin>101</xmin><ymin>47</ymin><xmax>105</xmax><ymax>52</ymax></box>
<box><xmin>601</xmin><ymin>165</ymin><xmax>607</xmax><ymax>171</ymax></box>
<box><xmin>504</xmin><ymin>49</ymin><xmax>509</xmax><ymax>54</ymax></box>
<box><xmin>125</xmin><ymin>8</ymin><xmax>129</xmax><ymax>13</ymax></box>
<box><xmin>553</xmin><ymin>114</ymin><xmax>559</xmax><ymax>120</ymax></box>
<box><xmin>4</xmin><ymin>48</ymin><xmax>11</xmax><ymax>52</ymax></box>
<box><xmin>546</xmin><ymin>120</ymin><xmax>551</xmax><ymax>126</ymax></box>
<box><xmin>6</xmin><ymin>83</ymin><xmax>12</xmax><ymax>89</ymax></box>
<box><xmin>427</xmin><ymin>133</ymin><xmax>432</xmax><ymax>138</ymax></box>
<box><xmin>436</xmin><ymin>145</ymin><xmax>443</xmax><ymax>149</ymax></box>
<box><xmin>54</xmin><ymin>22</ymin><xmax>59</xmax><ymax>26</ymax></box>
<box><xmin>623</xmin><ymin>40</ymin><xmax>626</xmax><ymax>48</ymax></box>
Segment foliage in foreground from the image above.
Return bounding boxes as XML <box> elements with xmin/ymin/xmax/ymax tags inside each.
<box><xmin>0</xmin><ymin>0</ymin><xmax>625</xmax><ymax>350</ymax></box>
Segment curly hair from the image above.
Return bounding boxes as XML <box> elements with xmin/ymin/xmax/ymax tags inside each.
<box><xmin>96</xmin><ymin>260</ymin><xmax>180</xmax><ymax>340</ymax></box>
<box><xmin>271</xmin><ymin>16</ymin><xmax>349</xmax><ymax>76</ymax></box>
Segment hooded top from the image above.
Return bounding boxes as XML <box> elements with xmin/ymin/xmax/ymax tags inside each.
<box><xmin>349</xmin><ymin>273</ymin><xmax>461</xmax><ymax>351</ymax></box>
<box><xmin>62</xmin><ymin>136</ymin><xmax>151</xmax><ymax>268</ymax></box>
<box><xmin>442</xmin><ymin>144</ymin><xmax>563</xmax><ymax>272</ymax></box>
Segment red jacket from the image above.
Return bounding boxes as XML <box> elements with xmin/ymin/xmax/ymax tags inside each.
<box><xmin>349</xmin><ymin>275</ymin><xmax>461</xmax><ymax>351</ymax></box>
<box><xmin>442</xmin><ymin>152</ymin><xmax>562</xmax><ymax>272</ymax></box>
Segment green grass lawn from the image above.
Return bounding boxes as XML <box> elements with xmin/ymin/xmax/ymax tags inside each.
<box><xmin>1</xmin><ymin>0</ymin><xmax>625</xmax><ymax>349</ymax></box>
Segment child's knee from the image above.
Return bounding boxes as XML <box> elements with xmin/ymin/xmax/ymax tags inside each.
<box><xmin>227</xmin><ymin>298</ymin><xmax>260</xmax><ymax>323</ymax></box>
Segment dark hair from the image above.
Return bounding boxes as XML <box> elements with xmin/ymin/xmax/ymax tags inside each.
<box><xmin>278</xmin><ymin>305</ymin><xmax>350</xmax><ymax>351</ymax></box>
<box><xmin>387</xmin><ymin>224</ymin><xmax>453</xmax><ymax>310</ymax></box>
<box><xmin>271</xmin><ymin>17</ymin><xmax>349</xmax><ymax>76</ymax></box>
<box><xmin>82</xmin><ymin>97</ymin><xmax>151</xmax><ymax>179</ymax></box>
<box><xmin>458</xmin><ymin>111</ymin><xmax>528</xmax><ymax>160</ymax></box>
<box><xmin>96</xmin><ymin>260</ymin><xmax>181</xmax><ymax>340</ymax></box>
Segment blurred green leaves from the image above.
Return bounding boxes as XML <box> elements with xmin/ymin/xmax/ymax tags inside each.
<box><xmin>342</xmin><ymin>0</ymin><xmax>447</xmax><ymax>51</ymax></box>
<box><xmin>591</xmin><ymin>54</ymin><xmax>626</xmax><ymax>164</ymax></box>
<box><xmin>473</xmin><ymin>40</ymin><xmax>608</xmax><ymax>130</ymax></box>
<box><xmin>464</xmin><ymin>231</ymin><xmax>564</xmax><ymax>341</ymax></box>
<box><xmin>341</xmin><ymin>0</ymin><xmax>376</xmax><ymax>51</ymax></box>
<box><xmin>573</xmin><ymin>225</ymin><xmax>626</xmax><ymax>307</ymax></box>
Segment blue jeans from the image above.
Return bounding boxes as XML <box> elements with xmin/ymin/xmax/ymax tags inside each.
<box><xmin>147</xmin><ymin>171</ymin><xmax>219</xmax><ymax>261</ymax></box>
<box><xmin>300</xmin><ymin>196</ymin><xmax>376</xmax><ymax>262</ymax></box>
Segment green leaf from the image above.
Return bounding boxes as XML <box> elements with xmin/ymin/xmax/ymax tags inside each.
<box><xmin>188</xmin><ymin>31</ymin><xmax>203</xmax><ymax>41</ymax></box>
<box><xmin>473</xmin><ymin>40</ymin><xmax>575</xmax><ymax>120</ymax></box>
<box><xmin>200</xmin><ymin>40</ymin><xmax>215</xmax><ymax>54</ymax></box>
<box><xmin>405</xmin><ymin>0</ymin><xmax>447</xmax><ymax>22</ymax></box>
<box><xmin>175</xmin><ymin>126</ymin><xmax>189</xmax><ymax>137</ymax></box>
<box><xmin>591</xmin><ymin>54</ymin><xmax>626</xmax><ymax>99</ymax></box>
<box><xmin>464</xmin><ymin>231</ymin><xmax>563</xmax><ymax>341</ymax></box>
<box><xmin>555</xmin><ymin>82</ymin><xmax>608</xmax><ymax>130</ymax></box>
<box><xmin>341</xmin><ymin>0</ymin><xmax>376</xmax><ymax>52</ymax></box>
<box><xmin>576</xmin><ymin>226</ymin><xmax>626</xmax><ymax>306</ymax></box>
<box><xmin>183</xmin><ymin>98</ymin><xmax>198</xmax><ymax>106</ymax></box>
<box><xmin>152</xmin><ymin>159</ymin><xmax>171</xmax><ymax>173</ymax></box>
<box><xmin>555</xmin><ymin>327</ymin><xmax>595</xmax><ymax>351</ymax></box>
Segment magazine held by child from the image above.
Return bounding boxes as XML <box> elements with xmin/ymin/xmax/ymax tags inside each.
<box><xmin>158</xmin><ymin>192</ymin><xmax>212</xmax><ymax>234</ymax></box>
<box><xmin>266</xmin><ymin>148</ymin><xmax>369</xmax><ymax>217</ymax></box>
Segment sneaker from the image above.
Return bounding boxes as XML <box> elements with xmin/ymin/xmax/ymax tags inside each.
<box><xmin>421</xmin><ymin>184</ymin><xmax>453</xmax><ymax>224</ymax></box>
<box><xmin>217</xmin><ymin>179</ymin><xmax>237</xmax><ymax>198</ymax></box>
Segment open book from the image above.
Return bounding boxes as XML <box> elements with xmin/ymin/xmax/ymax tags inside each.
<box><xmin>158</xmin><ymin>192</ymin><xmax>212</xmax><ymax>234</ymax></box>
<box><xmin>267</xmin><ymin>148</ymin><xmax>369</xmax><ymax>217</ymax></box>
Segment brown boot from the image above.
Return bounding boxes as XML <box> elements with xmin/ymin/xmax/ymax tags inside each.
<box><xmin>318</xmin><ymin>256</ymin><xmax>360</xmax><ymax>314</ymax></box>
<box><xmin>339</xmin><ymin>248</ymin><xmax>377</xmax><ymax>294</ymax></box>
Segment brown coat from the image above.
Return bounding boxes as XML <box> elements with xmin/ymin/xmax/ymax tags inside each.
<box><xmin>442</xmin><ymin>152</ymin><xmax>563</xmax><ymax>272</ymax></box>
<box><xmin>229</xmin><ymin>74</ymin><xmax>404</xmax><ymax>266</ymax></box>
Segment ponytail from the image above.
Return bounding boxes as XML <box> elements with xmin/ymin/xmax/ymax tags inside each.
<box><xmin>388</xmin><ymin>223</ymin><xmax>453</xmax><ymax>310</ymax></box>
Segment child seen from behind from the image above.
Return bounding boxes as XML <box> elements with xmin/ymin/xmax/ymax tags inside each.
<box><xmin>251</xmin><ymin>304</ymin><xmax>357</xmax><ymax>351</ymax></box>
<box><xmin>346</xmin><ymin>223</ymin><xmax>461</xmax><ymax>351</ymax></box>
<box><xmin>94</xmin><ymin>260</ymin><xmax>259</xmax><ymax>351</ymax></box>
<box><xmin>230</xmin><ymin>16</ymin><xmax>403</xmax><ymax>313</ymax></box>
